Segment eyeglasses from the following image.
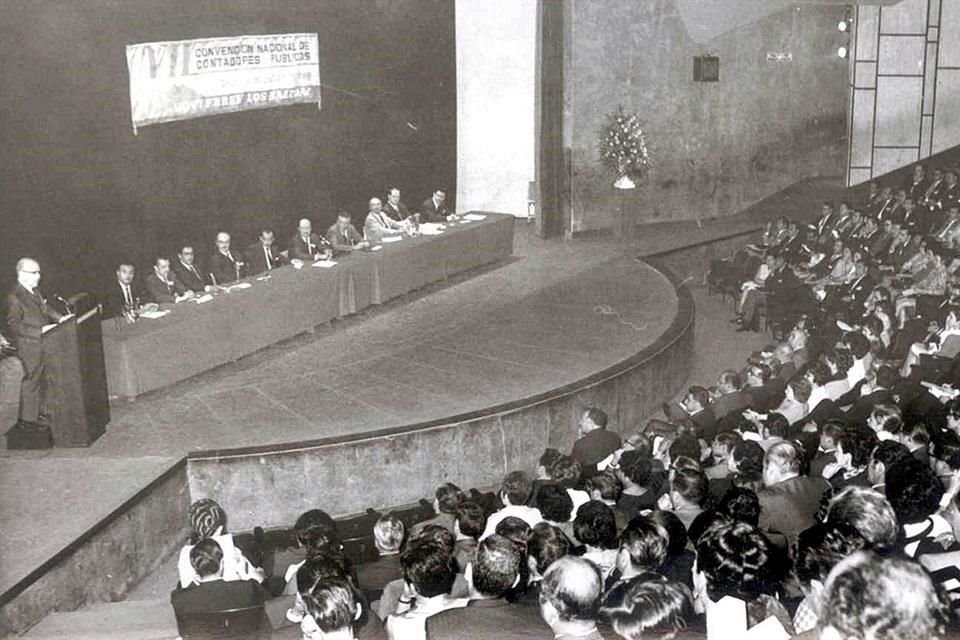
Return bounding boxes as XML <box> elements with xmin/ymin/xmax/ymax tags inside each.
<box><xmin>21</xmin><ymin>270</ymin><xmax>40</xmax><ymax>275</ymax></box>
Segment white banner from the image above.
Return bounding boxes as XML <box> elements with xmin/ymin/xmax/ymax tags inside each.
<box><xmin>126</xmin><ymin>33</ymin><xmax>321</xmax><ymax>130</ymax></box>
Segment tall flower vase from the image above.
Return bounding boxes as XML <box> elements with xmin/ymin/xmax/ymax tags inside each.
<box><xmin>614</xmin><ymin>174</ymin><xmax>637</xmax><ymax>241</ymax></box>
<box><xmin>614</xmin><ymin>174</ymin><xmax>636</xmax><ymax>190</ymax></box>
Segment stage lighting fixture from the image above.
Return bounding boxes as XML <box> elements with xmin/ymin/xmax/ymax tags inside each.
<box><xmin>838</xmin><ymin>19</ymin><xmax>849</xmax><ymax>32</ymax></box>
<box><xmin>838</xmin><ymin>45</ymin><xmax>848</xmax><ymax>58</ymax></box>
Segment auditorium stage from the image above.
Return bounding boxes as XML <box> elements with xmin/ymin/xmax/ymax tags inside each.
<box><xmin>0</xmin><ymin>176</ymin><xmax>845</xmax><ymax>635</ymax></box>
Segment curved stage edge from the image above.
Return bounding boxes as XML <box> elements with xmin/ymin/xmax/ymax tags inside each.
<box><xmin>185</xmin><ymin>258</ymin><xmax>695</xmax><ymax>531</ymax></box>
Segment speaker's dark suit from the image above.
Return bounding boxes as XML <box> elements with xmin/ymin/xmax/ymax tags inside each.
<box><xmin>209</xmin><ymin>250</ymin><xmax>247</xmax><ymax>285</ymax></box>
<box><xmin>5</xmin><ymin>284</ymin><xmax>63</xmax><ymax>423</ymax></box>
<box><xmin>245</xmin><ymin>242</ymin><xmax>287</xmax><ymax>274</ymax></box>
<box><xmin>172</xmin><ymin>259</ymin><xmax>208</xmax><ymax>292</ymax></box>
<box><xmin>102</xmin><ymin>281</ymin><xmax>148</xmax><ymax>319</ymax></box>
<box><xmin>420</xmin><ymin>197</ymin><xmax>449</xmax><ymax>223</ymax></box>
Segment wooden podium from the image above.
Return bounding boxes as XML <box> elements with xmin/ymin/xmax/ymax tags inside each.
<box><xmin>42</xmin><ymin>295</ymin><xmax>110</xmax><ymax>446</ymax></box>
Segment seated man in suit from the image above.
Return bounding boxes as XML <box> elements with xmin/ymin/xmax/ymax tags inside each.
<box><xmin>325</xmin><ymin>210</ymin><xmax>368</xmax><ymax>253</ymax></box>
<box><xmin>172</xmin><ymin>245</ymin><xmax>213</xmax><ymax>293</ymax></box>
<box><xmin>757</xmin><ymin>441</ymin><xmax>830</xmax><ymax>548</ymax></box>
<box><xmin>208</xmin><ymin>232</ymin><xmax>247</xmax><ymax>286</ymax></box>
<box><xmin>103</xmin><ymin>262</ymin><xmax>156</xmax><ymax>319</ymax></box>
<box><xmin>170</xmin><ymin>538</ymin><xmax>268</xmax><ymax>634</ymax></box>
<box><xmin>571</xmin><ymin>407</ymin><xmax>622</xmax><ymax>472</ymax></box>
<box><xmin>383</xmin><ymin>186</ymin><xmax>413</xmax><ymax>222</ymax></box>
<box><xmin>145</xmin><ymin>257</ymin><xmax>194</xmax><ymax>304</ymax></box>
<box><xmin>539</xmin><ymin>557</ymin><xmax>604</xmax><ymax>640</ymax></box>
<box><xmin>289</xmin><ymin>218</ymin><xmax>332</xmax><ymax>263</ymax></box>
<box><xmin>421</xmin><ymin>189</ymin><xmax>451</xmax><ymax>223</ymax></box>
<box><xmin>364</xmin><ymin>197</ymin><xmax>405</xmax><ymax>244</ymax></box>
<box><xmin>246</xmin><ymin>229</ymin><xmax>287</xmax><ymax>274</ymax></box>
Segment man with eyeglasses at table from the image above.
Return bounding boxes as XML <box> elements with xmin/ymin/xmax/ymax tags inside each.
<box><xmin>208</xmin><ymin>232</ymin><xmax>247</xmax><ymax>286</ymax></box>
<box><xmin>288</xmin><ymin>218</ymin><xmax>332</xmax><ymax>262</ymax></box>
<box><xmin>246</xmin><ymin>228</ymin><xmax>288</xmax><ymax>274</ymax></box>
<box><xmin>5</xmin><ymin>258</ymin><xmax>69</xmax><ymax>429</ymax></box>
<box><xmin>172</xmin><ymin>244</ymin><xmax>214</xmax><ymax>293</ymax></box>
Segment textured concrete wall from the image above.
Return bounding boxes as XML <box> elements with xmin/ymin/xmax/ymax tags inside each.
<box><xmin>566</xmin><ymin>0</ymin><xmax>848</xmax><ymax>232</ymax></box>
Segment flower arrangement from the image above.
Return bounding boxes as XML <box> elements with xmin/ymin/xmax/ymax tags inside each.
<box><xmin>598</xmin><ymin>106</ymin><xmax>652</xmax><ymax>189</ymax></box>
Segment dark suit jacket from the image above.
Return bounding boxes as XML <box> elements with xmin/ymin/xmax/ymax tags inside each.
<box><xmin>172</xmin><ymin>259</ymin><xmax>208</xmax><ymax>292</ymax></box>
<box><xmin>845</xmin><ymin>388</ymin><xmax>893</xmax><ymax>424</ymax></box>
<box><xmin>356</xmin><ymin>553</ymin><xmax>402</xmax><ymax>603</ymax></box>
<box><xmin>426</xmin><ymin>597</ymin><xmax>549</xmax><ymax>640</ymax></box>
<box><xmin>711</xmin><ymin>391</ymin><xmax>750</xmax><ymax>420</ymax></box>
<box><xmin>325</xmin><ymin>223</ymin><xmax>364</xmax><ymax>252</ymax></box>
<box><xmin>209</xmin><ymin>250</ymin><xmax>247</xmax><ymax>285</ymax></box>
<box><xmin>5</xmin><ymin>285</ymin><xmax>62</xmax><ymax>370</ymax></box>
<box><xmin>757</xmin><ymin>475</ymin><xmax>830</xmax><ymax>545</ymax></box>
<box><xmin>245</xmin><ymin>242</ymin><xmax>287</xmax><ymax>274</ymax></box>
<box><xmin>571</xmin><ymin>429</ymin><xmax>622</xmax><ymax>469</ymax></box>
<box><xmin>102</xmin><ymin>280</ymin><xmax>148</xmax><ymax>319</ymax></box>
<box><xmin>382</xmin><ymin>201</ymin><xmax>410</xmax><ymax>222</ymax></box>
<box><xmin>170</xmin><ymin>579</ymin><xmax>267</xmax><ymax>620</ymax></box>
<box><xmin>421</xmin><ymin>197</ymin><xmax>449</xmax><ymax>223</ymax></box>
<box><xmin>288</xmin><ymin>233</ymin><xmax>329</xmax><ymax>261</ymax></box>
<box><xmin>144</xmin><ymin>272</ymin><xmax>187</xmax><ymax>304</ymax></box>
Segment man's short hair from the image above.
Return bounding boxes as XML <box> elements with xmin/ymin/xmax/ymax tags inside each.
<box><xmin>549</xmin><ymin>455</ymin><xmax>583</xmax><ymax>489</ymax></box>
<box><xmin>573</xmin><ymin>501</ymin><xmax>618</xmax><ymax>550</ymax></box>
<box><xmin>500</xmin><ymin>470</ymin><xmax>534</xmax><ymax>506</ymax></box>
<box><xmin>819</xmin><ymin>551</ymin><xmax>950</xmax><ymax>640</ymax></box>
<box><xmin>528</xmin><ymin>523</ymin><xmax>571</xmax><ymax>574</ymax></box>
<box><xmin>472</xmin><ymin>535</ymin><xmax>522</xmax><ymax>598</ymax></box>
<box><xmin>401</xmin><ymin>541</ymin><xmax>456</xmax><ymax>598</ymax></box>
<box><xmin>584</xmin><ymin>407</ymin><xmax>608</xmax><ymax>429</ymax></box>
<box><xmin>454</xmin><ymin>501</ymin><xmax>487</xmax><ymax>539</ymax></box>
<box><xmin>541</xmin><ymin>556</ymin><xmax>602</xmax><ymax>623</ymax></box>
<box><xmin>336</xmin><ymin>210</ymin><xmax>351</xmax><ymax>219</ymax></box>
<box><xmin>717</xmin><ymin>487</ymin><xmax>761</xmax><ymax>527</ymax></box>
<box><xmin>671</xmin><ymin>469</ymin><xmax>708</xmax><ymax>507</ymax></box>
<box><xmin>189</xmin><ymin>499</ymin><xmax>227</xmax><ymax>542</ymax></box>
<box><xmin>189</xmin><ymin>538</ymin><xmax>223</xmax><ymax>577</ymax></box>
<box><xmin>294</xmin><ymin>509</ymin><xmax>340</xmax><ymax>557</ymax></box>
<box><xmin>587</xmin><ymin>470</ymin><xmax>622</xmax><ymax>502</ymax></box>
<box><xmin>600</xmin><ymin>578</ymin><xmax>694</xmax><ymax>640</ymax></box>
<box><xmin>824</xmin><ymin>486</ymin><xmax>898</xmax><ymax>551</ymax></box>
<box><xmin>301</xmin><ymin>576</ymin><xmax>358</xmax><ymax>634</ymax></box>
<box><xmin>765</xmin><ymin>441</ymin><xmax>803</xmax><ymax>475</ymax></box>
<box><xmin>411</xmin><ymin>524</ymin><xmax>455</xmax><ymax>555</ymax></box>
<box><xmin>871</xmin><ymin>440</ymin><xmax>911</xmax><ymax>470</ymax></box>
<box><xmin>619</xmin><ymin>517</ymin><xmax>668</xmax><ymax>571</ymax></box>
<box><xmin>885</xmin><ymin>458</ymin><xmax>944</xmax><ymax>525</ymax></box>
<box><xmin>688</xmin><ymin>386</ymin><xmax>710</xmax><ymax>409</ymax></box>
<box><xmin>794</xmin><ymin>521</ymin><xmax>866</xmax><ymax>587</ymax></box>
<box><xmin>764</xmin><ymin>413</ymin><xmax>790</xmax><ymax>439</ymax></box>
<box><xmin>619</xmin><ymin>451</ymin><xmax>654</xmax><ymax>487</ymax></box>
<box><xmin>536</xmin><ymin>481</ymin><xmax>574</xmax><ymax>523</ymax></box>
<box><xmin>646</xmin><ymin>510</ymin><xmax>688</xmax><ymax>557</ymax></box>
<box><xmin>434</xmin><ymin>483</ymin><xmax>464</xmax><ymax>514</ymax></box>
<box><xmin>837</xmin><ymin>428</ymin><xmax>878</xmax><ymax>469</ymax></box>
<box><xmin>495</xmin><ymin>516</ymin><xmax>532</xmax><ymax>547</ymax></box>
<box><xmin>373</xmin><ymin>513</ymin><xmax>405</xmax><ymax>553</ymax></box>
<box><xmin>695</xmin><ymin>522</ymin><xmax>786</xmax><ymax>602</ymax></box>
<box><xmin>669</xmin><ymin>434</ymin><xmax>701</xmax><ymax>464</ymax></box>
<box><xmin>717</xmin><ymin>369</ymin><xmax>741</xmax><ymax>391</ymax></box>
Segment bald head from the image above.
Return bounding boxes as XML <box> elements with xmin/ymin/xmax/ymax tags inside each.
<box><xmin>298</xmin><ymin>218</ymin><xmax>312</xmax><ymax>235</ymax></box>
<box><xmin>369</xmin><ymin>198</ymin><xmax>382</xmax><ymax>213</ymax></box>
<box><xmin>215</xmin><ymin>232</ymin><xmax>231</xmax><ymax>251</ymax></box>
<box><xmin>541</xmin><ymin>556</ymin><xmax>602</xmax><ymax>624</ymax></box>
<box><xmin>15</xmin><ymin>258</ymin><xmax>41</xmax><ymax>290</ymax></box>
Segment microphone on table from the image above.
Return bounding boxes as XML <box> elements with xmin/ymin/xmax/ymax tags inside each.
<box><xmin>54</xmin><ymin>294</ymin><xmax>73</xmax><ymax>315</ymax></box>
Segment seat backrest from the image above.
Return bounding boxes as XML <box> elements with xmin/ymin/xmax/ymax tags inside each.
<box><xmin>174</xmin><ymin>603</ymin><xmax>268</xmax><ymax>640</ymax></box>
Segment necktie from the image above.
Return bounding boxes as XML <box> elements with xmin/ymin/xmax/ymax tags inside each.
<box><xmin>123</xmin><ymin>284</ymin><xmax>132</xmax><ymax>306</ymax></box>
<box><xmin>306</xmin><ymin>236</ymin><xmax>313</xmax><ymax>254</ymax></box>
<box><xmin>191</xmin><ymin>265</ymin><xmax>200</xmax><ymax>280</ymax></box>
<box><xmin>265</xmin><ymin>246</ymin><xmax>273</xmax><ymax>270</ymax></box>
<box><xmin>226</xmin><ymin>251</ymin><xmax>233</xmax><ymax>262</ymax></box>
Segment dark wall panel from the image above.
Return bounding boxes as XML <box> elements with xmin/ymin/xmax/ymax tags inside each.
<box><xmin>0</xmin><ymin>0</ymin><xmax>456</xmax><ymax>303</ymax></box>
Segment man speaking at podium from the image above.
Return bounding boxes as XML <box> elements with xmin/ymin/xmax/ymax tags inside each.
<box><xmin>5</xmin><ymin>258</ymin><xmax>69</xmax><ymax>429</ymax></box>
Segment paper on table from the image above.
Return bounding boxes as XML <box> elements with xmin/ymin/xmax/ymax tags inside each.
<box><xmin>194</xmin><ymin>294</ymin><xmax>214</xmax><ymax>304</ymax></box>
<box><xmin>420</xmin><ymin>223</ymin><xmax>445</xmax><ymax>235</ymax></box>
<box><xmin>140</xmin><ymin>310</ymin><xmax>171</xmax><ymax>320</ymax></box>
<box><xmin>41</xmin><ymin>323</ymin><xmax>57</xmax><ymax>334</ymax></box>
<box><xmin>381</xmin><ymin>236</ymin><xmax>403</xmax><ymax>243</ymax></box>
<box><xmin>226</xmin><ymin>283</ymin><xmax>253</xmax><ymax>291</ymax></box>
<box><xmin>463</xmin><ymin>213</ymin><xmax>487</xmax><ymax>221</ymax></box>
<box><xmin>312</xmin><ymin>260</ymin><xmax>338</xmax><ymax>268</ymax></box>
<box><xmin>371</xmin><ymin>245</ymin><xmax>383</xmax><ymax>252</ymax></box>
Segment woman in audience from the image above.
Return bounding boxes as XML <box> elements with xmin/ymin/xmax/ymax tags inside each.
<box><xmin>896</xmin><ymin>240</ymin><xmax>949</xmax><ymax>328</ymax></box>
<box><xmin>600</xmin><ymin>578</ymin><xmax>697</xmax><ymax>640</ymax></box>
<box><xmin>526</xmin><ymin>523</ymin><xmax>572</xmax><ymax>600</ymax></box>
<box><xmin>726</xmin><ymin>441</ymin><xmax>765</xmax><ymax>494</ymax></box>
<box><xmin>550</xmin><ymin>454</ymin><xmax>590</xmax><ymax>513</ymax></box>
<box><xmin>177</xmin><ymin>498</ymin><xmax>265</xmax><ymax>589</ymax></box>
<box><xmin>607</xmin><ymin>516</ymin><xmax>670</xmax><ymax>590</ymax></box>
<box><xmin>616</xmin><ymin>451</ymin><xmax>663</xmax><ymax>521</ymax></box>
<box><xmin>772</xmin><ymin>377</ymin><xmax>812</xmax><ymax>425</ymax></box>
<box><xmin>820</xmin><ymin>427</ymin><xmax>878</xmax><ymax>490</ymax></box>
<box><xmin>901</xmin><ymin>305</ymin><xmax>960</xmax><ymax>378</ymax></box>
<box><xmin>281</xmin><ymin>509</ymin><xmax>348</xmax><ymax>595</ymax></box>
<box><xmin>647</xmin><ymin>510</ymin><xmax>695</xmax><ymax>589</ymax></box>
<box><xmin>886</xmin><ymin>457</ymin><xmax>954</xmax><ymax>557</ymax></box>
<box><xmin>867</xmin><ymin>403</ymin><xmax>903</xmax><ymax>441</ymax></box>
<box><xmin>573</xmin><ymin>500</ymin><xmax>620</xmax><ymax>577</ymax></box>
<box><xmin>657</xmin><ymin>468</ymin><xmax>708</xmax><ymax>531</ymax></box>
<box><xmin>451</xmin><ymin>500</ymin><xmax>485</xmax><ymax>573</ymax></box>
<box><xmin>535</xmin><ymin>481</ymin><xmax>576</xmax><ymax>541</ymax></box>
<box><xmin>822</xmin><ymin>485</ymin><xmax>899</xmax><ymax>553</ymax></box>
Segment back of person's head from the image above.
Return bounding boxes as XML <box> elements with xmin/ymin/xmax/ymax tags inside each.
<box><xmin>585</xmin><ymin>407</ymin><xmax>609</xmax><ymax>430</ymax></box>
<box><xmin>471</xmin><ymin>535</ymin><xmax>523</xmax><ymax>598</ymax></box>
<box><xmin>695</xmin><ymin>522</ymin><xmax>786</xmax><ymax>603</ymax></box>
<box><xmin>550</xmin><ymin>455</ymin><xmax>583</xmax><ymax>490</ymax></box>
<box><xmin>763</xmin><ymin>413</ymin><xmax>790</xmax><ymax>439</ymax></box>
<box><xmin>294</xmin><ymin>509</ymin><xmax>340</xmax><ymax>556</ymax></box>
<box><xmin>528</xmin><ymin>523</ymin><xmax>572</xmax><ymax>576</ymax></box>
<box><xmin>495</xmin><ymin>516</ymin><xmax>532</xmax><ymax>547</ymax></box>
<box><xmin>539</xmin><ymin>448</ymin><xmax>563</xmax><ymax>473</ymax></box>
<box><xmin>870</xmin><ymin>403</ymin><xmax>902</xmax><ymax>434</ymax></box>
<box><xmin>818</xmin><ymin>551</ymin><xmax>950</xmax><ymax>640</ymax></box>
<box><xmin>871</xmin><ymin>440</ymin><xmax>911</xmax><ymax>471</ymax></box>
<box><xmin>670</xmin><ymin>468</ymin><xmax>709</xmax><ymax>507</ymax></box>
<box><xmin>932</xmin><ymin>428</ymin><xmax>960</xmax><ymax>470</ymax></box>
<box><xmin>647</xmin><ymin>510</ymin><xmax>688</xmax><ymax>558</ymax></box>
<box><xmin>821</xmin><ymin>420</ymin><xmax>845</xmax><ymax>446</ymax></box>
<box><xmin>401</xmin><ymin>541</ymin><xmax>456</xmax><ymax>598</ymax></box>
<box><xmin>600</xmin><ymin>578</ymin><xmax>695</xmax><ymax>640</ymax></box>
<box><xmin>793</xmin><ymin>521</ymin><xmax>867</xmax><ymax>590</ymax></box>
<box><xmin>454</xmin><ymin>501</ymin><xmax>487</xmax><ymax>540</ymax></box>
<box><xmin>296</xmin><ymin>553</ymin><xmax>349</xmax><ymax>595</ymax></box>
<box><xmin>300</xmin><ymin>576</ymin><xmax>359</xmax><ymax>636</ymax></box>
<box><xmin>717</xmin><ymin>487</ymin><xmax>761</xmax><ymax>527</ymax></box>
<box><xmin>787</xmin><ymin>377</ymin><xmax>812</xmax><ymax>404</ymax></box>
<box><xmin>540</xmin><ymin>556</ymin><xmax>602</xmax><ymax>625</ymax></box>
<box><xmin>669</xmin><ymin>434</ymin><xmax>701</xmax><ymax>464</ymax></box>
<box><xmin>373</xmin><ymin>512</ymin><xmax>405</xmax><ymax>554</ymax></box>
<box><xmin>411</xmin><ymin>524</ymin><xmax>456</xmax><ymax>555</ymax></box>
<box><xmin>434</xmin><ymin>483</ymin><xmax>465</xmax><ymax>514</ymax></box>
<box><xmin>588</xmin><ymin>470</ymin><xmax>623</xmax><ymax>503</ymax></box>
<box><xmin>875</xmin><ymin>365</ymin><xmax>899</xmax><ymax>390</ymax></box>
<box><xmin>843</xmin><ymin>331</ymin><xmax>871</xmax><ymax>359</ymax></box>
<box><xmin>718</xmin><ymin>369</ymin><xmax>741</xmax><ymax>392</ymax></box>
<box><xmin>501</xmin><ymin>470</ymin><xmax>534</xmax><ymax>506</ymax></box>
<box><xmin>619</xmin><ymin>451</ymin><xmax>654</xmax><ymax>488</ymax></box>
<box><xmin>189</xmin><ymin>538</ymin><xmax>223</xmax><ymax>578</ymax></box>
<box><xmin>713</xmin><ymin>430</ymin><xmax>743</xmax><ymax>453</ymax></box>
<box><xmin>885</xmin><ymin>458</ymin><xmax>944</xmax><ymax>525</ymax></box>
<box><xmin>573</xmin><ymin>500</ymin><xmax>618</xmax><ymax>550</ymax></box>
<box><xmin>824</xmin><ymin>486</ymin><xmax>899</xmax><ymax>552</ymax></box>
<box><xmin>764</xmin><ymin>441</ymin><xmax>803</xmax><ymax>481</ymax></box>
<box><xmin>537</xmin><ymin>481</ymin><xmax>574</xmax><ymax>523</ymax></box>
<box><xmin>837</xmin><ymin>427</ymin><xmax>879</xmax><ymax>469</ymax></box>
<box><xmin>619</xmin><ymin>516</ymin><xmax>669</xmax><ymax>572</ymax></box>
<box><xmin>189</xmin><ymin>498</ymin><xmax>227</xmax><ymax>542</ymax></box>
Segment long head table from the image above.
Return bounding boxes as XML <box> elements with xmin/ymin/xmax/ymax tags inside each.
<box><xmin>102</xmin><ymin>213</ymin><xmax>515</xmax><ymax>398</ymax></box>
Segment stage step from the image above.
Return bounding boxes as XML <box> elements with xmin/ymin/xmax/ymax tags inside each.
<box><xmin>23</xmin><ymin>598</ymin><xmax>177</xmax><ymax>640</ymax></box>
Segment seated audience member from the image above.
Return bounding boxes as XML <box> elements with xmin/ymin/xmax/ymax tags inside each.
<box><xmin>770</xmin><ymin>377</ymin><xmax>811</xmax><ymax>426</ymax></box>
<box><xmin>480</xmin><ymin>471</ymin><xmax>543</xmax><ymax>539</ymax></box>
<box><xmin>791</xmin><ymin>521</ymin><xmax>868</xmax><ymax>634</ymax></box>
<box><xmin>300</xmin><ymin>576</ymin><xmax>368</xmax><ymax>640</ymax></box>
<box><xmin>172</xmin><ymin>244</ymin><xmax>212</xmax><ymax>293</ymax></box>
<box><xmin>742</xmin><ymin>363</ymin><xmax>783</xmax><ymax>413</ymax></box>
<box><xmin>452</xmin><ymin>501</ymin><xmax>486</xmax><ymax>573</ymax></box>
<box><xmin>817</xmin><ymin>551</ymin><xmax>951</xmax><ymax>640</ymax></box>
<box><xmin>572</xmin><ymin>407</ymin><xmax>622</xmax><ymax>471</ymax></box>
<box><xmin>177</xmin><ymin>498</ymin><xmax>264</xmax><ymax>589</ymax></box>
<box><xmin>289</xmin><ymin>218</ymin><xmax>332</xmax><ymax>262</ymax></box>
<box><xmin>527</xmin><ymin>523</ymin><xmax>572</xmax><ymax>597</ymax></box>
<box><xmin>103</xmin><ymin>261</ymin><xmax>155</xmax><ymax>318</ymax></box>
<box><xmin>608</xmin><ymin>516</ymin><xmax>669</xmax><ymax>589</ymax></box>
<box><xmin>658</xmin><ymin>468</ymin><xmax>708</xmax><ymax>532</ymax></box>
<box><xmin>704</xmin><ymin>432</ymin><xmax>742</xmax><ymax>480</ymax></box>
<box><xmin>587</xmin><ymin>470</ymin><xmax>625</xmax><ymax>529</ymax></box>
<box><xmin>426</xmin><ymin>535</ymin><xmax>548</xmax><ymax>639</ymax></box>
<box><xmin>277</xmin><ymin>509</ymin><xmax>345</xmax><ymax>594</ymax></box>
<box><xmin>600</xmin><ymin>578</ymin><xmax>697</xmax><ymax>640</ymax></box>
<box><xmin>820</xmin><ymin>427</ymin><xmax>878</xmax><ymax>490</ymax></box>
<box><xmin>209</xmin><ymin>232</ymin><xmax>247</xmax><ymax>285</ymax></box>
<box><xmin>377</xmin><ymin>527</ymin><xmax>465</xmax><ymax>621</ymax></box>
<box><xmin>615</xmin><ymin>451</ymin><xmax>662</xmax><ymax>521</ymax></box>
<box><xmin>326</xmin><ymin>210</ymin><xmax>368</xmax><ymax>253</ymax></box>
<box><xmin>539</xmin><ymin>556</ymin><xmax>605</xmax><ymax>640</ymax></box>
<box><xmin>420</xmin><ymin>189</ymin><xmax>450</xmax><ymax>223</ymax></box>
<box><xmin>757</xmin><ymin>441</ymin><xmax>829</xmax><ymax>547</ymax></box>
<box><xmin>822</xmin><ymin>486</ymin><xmax>899</xmax><ymax>554</ymax></box>
<box><xmin>886</xmin><ymin>457</ymin><xmax>955</xmax><ymax>557</ymax></box>
<box><xmin>666</xmin><ymin>434</ymin><xmax>702</xmax><ymax>471</ymax></box>
<box><xmin>757</xmin><ymin>412</ymin><xmax>789</xmax><ymax>450</ymax></box>
<box><xmin>646</xmin><ymin>511</ymin><xmax>695</xmax><ymax>589</ymax></box>
<box><xmin>536</xmin><ymin>448</ymin><xmax>564</xmax><ymax>481</ymax></box>
<box><xmin>145</xmin><ymin>256</ymin><xmax>194</xmax><ymax>304</ymax></box>
<box><xmin>170</xmin><ymin>538</ymin><xmax>268</xmax><ymax>631</ymax></box>
<box><xmin>664</xmin><ymin>387</ymin><xmax>717</xmax><ymax>441</ymax></box>
<box><xmin>356</xmin><ymin>513</ymin><xmax>405</xmax><ymax>604</ymax></box>
<box><xmin>726</xmin><ymin>441</ymin><xmax>766</xmax><ymax>494</ymax></box>
<box><xmin>283</xmin><ymin>553</ymin><xmax>359</xmax><ymax>631</ymax></box>
<box><xmin>386</xmin><ymin>542</ymin><xmax>468</xmax><ymax>640</ymax></box>
<box><xmin>413</xmin><ymin>483</ymin><xmax>464</xmax><ymax>536</ymax></box>
<box><xmin>693</xmin><ymin>521</ymin><xmax>792</xmax><ymax>634</ymax></box>
<box><xmin>810</xmin><ymin>420</ymin><xmax>844</xmax><ymax>477</ymax></box>
<box><xmin>895</xmin><ymin>421</ymin><xmax>933</xmax><ymax>464</ymax></box>
<box><xmin>246</xmin><ymin>228</ymin><xmax>287</xmax><ymax>274</ymax></box>
<box><xmin>845</xmin><ymin>366</ymin><xmax>897</xmax><ymax>425</ymax></box>
<box><xmin>867</xmin><ymin>440</ymin><xmax>912</xmax><ymax>494</ymax></box>
<box><xmin>711</xmin><ymin>370</ymin><xmax>749</xmax><ymax>420</ymax></box>
<box><xmin>715</xmin><ymin>487</ymin><xmax>761</xmax><ymax>529</ymax></box>
<box><xmin>902</xmin><ymin>305</ymin><xmax>960</xmax><ymax>378</ymax></box>
<box><xmin>364</xmin><ymin>197</ymin><xmax>405</xmax><ymax>244</ymax></box>
<box><xmin>536</xmin><ymin>481</ymin><xmax>576</xmax><ymax>541</ymax></box>
<box><xmin>383</xmin><ymin>187</ymin><xmax>412</xmax><ymax>222</ymax></box>
<box><xmin>550</xmin><ymin>454</ymin><xmax>590</xmax><ymax>513</ymax></box>
<box><xmin>573</xmin><ymin>501</ymin><xmax>620</xmax><ymax>577</ymax></box>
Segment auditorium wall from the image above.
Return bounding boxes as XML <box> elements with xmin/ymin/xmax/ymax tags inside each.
<box><xmin>0</xmin><ymin>0</ymin><xmax>456</xmax><ymax>304</ymax></box>
<box><xmin>565</xmin><ymin>0</ymin><xmax>848</xmax><ymax>232</ymax></box>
